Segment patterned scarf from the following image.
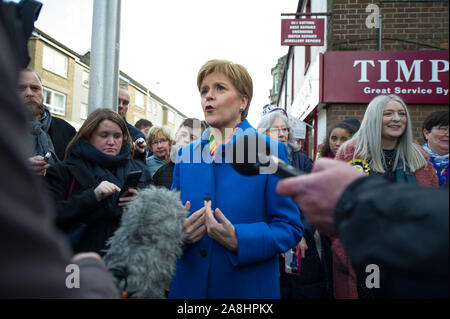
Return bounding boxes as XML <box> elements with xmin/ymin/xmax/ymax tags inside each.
<box><xmin>29</xmin><ymin>109</ymin><xmax>58</xmax><ymax>164</ymax></box>
<box><xmin>422</xmin><ymin>143</ymin><xmax>449</xmax><ymax>186</ymax></box>
<box><xmin>208</xmin><ymin>122</ymin><xmax>242</xmax><ymax>160</ymax></box>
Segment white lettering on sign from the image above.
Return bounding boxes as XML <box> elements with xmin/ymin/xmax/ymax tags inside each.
<box><xmin>430</xmin><ymin>60</ymin><xmax>449</xmax><ymax>82</ymax></box>
<box><xmin>362</xmin><ymin>86</ymin><xmax>448</xmax><ymax>96</ymax></box>
<box><xmin>365</xmin><ymin>4</ymin><xmax>380</xmax><ymax>29</ymax></box>
<box><xmin>353</xmin><ymin>59</ymin><xmax>449</xmax><ymax>83</ymax></box>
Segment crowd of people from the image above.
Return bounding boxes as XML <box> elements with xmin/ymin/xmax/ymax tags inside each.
<box><xmin>1</xmin><ymin>4</ymin><xmax>448</xmax><ymax>297</ymax></box>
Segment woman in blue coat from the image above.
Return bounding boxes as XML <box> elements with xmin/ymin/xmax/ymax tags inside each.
<box><xmin>168</xmin><ymin>60</ymin><xmax>303</xmax><ymax>299</ymax></box>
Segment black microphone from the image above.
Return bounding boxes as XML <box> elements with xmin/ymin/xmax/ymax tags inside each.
<box><xmin>103</xmin><ymin>185</ymin><xmax>186</xmax><ymax>299</ymax></box>
<box><xmin>229</xmin><ymin>134</ymin><xmax>305</xmax><ymax>178</ymax></box>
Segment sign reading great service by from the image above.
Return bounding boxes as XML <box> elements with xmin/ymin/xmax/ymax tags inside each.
<box><xmin>281</xmin><ymin>19</ymin><xmax>325</xmax><ymax>46</ymax></box>
<box><xmin>320</xmin><ymin>50</ymin><xmax>449</xmax><ymax>104</ymax></box>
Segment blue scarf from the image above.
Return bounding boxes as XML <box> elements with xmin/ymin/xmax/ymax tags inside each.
<box><xmin>422</xmin><ymin>143</ymin><xmax>449</xmax><ymax>186</ymax></box>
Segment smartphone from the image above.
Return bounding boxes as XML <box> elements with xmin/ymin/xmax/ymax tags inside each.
<box><xmin>284</xmin><ymin>247</ymin><xmax>301</xmax><ymax>276</ymax></box>
<box><xmin>135</xmin><ymin>137</ymin><xmax>145</xmax><ymax>146</ymax></box>
<box><xmin>44</xmin><ymin>152</ymin><xmax>52</xmax><ymax>163</ymax></box>
<box><xmin>117</xmin><ymin>170</ymin><xmax>142</xmax><ymax>201</ymax></box>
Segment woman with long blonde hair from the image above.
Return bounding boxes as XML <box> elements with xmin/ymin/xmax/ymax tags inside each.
<box><xmin>333</xmin><ymin>94</ymin><xmax>437</xmax><ymax>299</ymax></box>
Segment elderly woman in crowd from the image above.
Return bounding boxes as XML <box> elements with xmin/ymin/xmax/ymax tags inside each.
<box><xmin>333</xmin><ymin>94</ymin><xmax>438</xmax><ymax>298</ymax></box>
<box><xmin>422</xmin><ymin>110</ymin><xmax>449</xmax><ymax>187</ymax></box>
<box><xmin>146</xmin><ymin>126</ymin><xmax>172</xmax><ymax>177</ymax></box>
<box><xmin>168</xmin><ymin>59</ymin><xmax>303</xmax><ymax>299</ymax></box>
<box><xmin>45</xmin><ymin>108</ymin><xmax>153</xmax><ymax>255</ymax></box>
<box><xmin>257</xmin><ymin>108</ymin><xmax>332</xmax><ymax>299</ymax></box>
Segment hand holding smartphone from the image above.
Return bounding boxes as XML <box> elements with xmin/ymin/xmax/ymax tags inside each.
<box><xmin>117</xmin><ymin>170</ymin><xmax>142</xmax><ymax>203</ymax></box>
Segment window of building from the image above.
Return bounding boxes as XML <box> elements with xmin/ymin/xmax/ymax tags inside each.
<box><xmin>43</xmin><ymin>45</ymin><xmax>68</xmax><ymax>78</ymax></box>
<box><xmin>82</xmin><ymin>71</ymin><xmax>89</xmax><ymax>87</ymax></box>
<box><xmin>167</xmin><ymin>110</ymin><xmax>174</xmax><ymax>124</ymax></box>
<box><xmin>80</xmin><ymin>103</ymin><xmax>88</xmax><ymax>120</ymax></box>
<box><xmin>43</xmin><ymin>87</ymin><xmax>66</xmax><ymax>116</ymax></box>
<box><xmin>274</xmin><ymin>74</ymin><xmax>279</xmax><ymax>95</ymax></box>
<box><xmin>135</xmin><ymin>91</ymin><xmax>145</xmax><ymax>108</ymax></box>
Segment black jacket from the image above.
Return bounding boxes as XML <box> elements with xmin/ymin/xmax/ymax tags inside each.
<box><xmin>280</xmin><ymin>148</ymin><xmax>332</xmax><ymax>299</ymax></box>
<box><xmin>48</xmin><ymin>116</ymin><xmax>76</xmax><ymax>161</ymax></box>
<box><xmin>335</xmin><ymin>176</ymin><xmax>449</xmax><ymax>298</ymax></box>
<box><xmin>45</xmin><ymin>156</ymin><xmax>152</xmax><ymax>255</ymax></box>
<box><xmin>153</xmin><ymin>161</ymin><xmax>175</xmax><ymax>189</ymax></box>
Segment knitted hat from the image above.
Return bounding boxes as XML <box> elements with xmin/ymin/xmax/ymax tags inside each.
<box><xmin>261</xmin><ymin>104</ymin><xmax>287</xmax><ymax>118</ymax></box>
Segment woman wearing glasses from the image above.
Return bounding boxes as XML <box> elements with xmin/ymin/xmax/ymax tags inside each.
<box><xmin>334</xmin><ymin>94</ymin><xmax>438</xmax><ymax>298</ymax></box>
<box><xmin>422</xmin><ymin>110</ymin><xmax>449</xmax><ymax>187</ymax></box>
<box><xmin>146</xmin><ymin>126</ymin><xmax>172</xmax><ymax>177</ymax></box>
<box><xmin>258</xmin><ymin>108</ymin><xmax>333</xmax><ymax>299</ymax></box>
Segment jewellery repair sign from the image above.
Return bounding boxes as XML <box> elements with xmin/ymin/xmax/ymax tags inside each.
<box><xmin>320</xmin><ymin>50</ymin><xmax>449</xmax><ymax>104</ymax></box>
<box><xmin>281</xmin><ymin>19</ymin><xmax>325</xmax><ymax>46</ymax></box>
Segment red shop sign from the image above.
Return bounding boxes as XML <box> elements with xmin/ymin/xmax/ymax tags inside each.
<box><xmin>281</xmin><ymin>19</ymin><xmax>324</xmax><ymax>46</ymax></box>
<box><xmin>320</xmin><ymin>50</ymin><xmax>449</xmax><ymax>104</ymax></box>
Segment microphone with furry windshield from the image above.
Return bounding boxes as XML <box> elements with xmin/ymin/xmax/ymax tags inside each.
<box><xmin>103</xmin><ymin>185</ymin><xmax>186</xmax><ymax>299</ymax></box>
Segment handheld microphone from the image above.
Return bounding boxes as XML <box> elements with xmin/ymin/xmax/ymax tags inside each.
<box><xmin>103</xmin><ymin>185</ymin><xmax>186</xmax><ymax>299</ymax></box>
<box><xmin>230</xmin><ymin>135</ymin><xmax>305</xmax><ymax>179</ymax></box>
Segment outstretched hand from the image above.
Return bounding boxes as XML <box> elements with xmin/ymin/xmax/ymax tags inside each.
<box><xmin>276</xmin><ymin>158</ymin><xmax>365</xmax><ymax>236</ymax></box>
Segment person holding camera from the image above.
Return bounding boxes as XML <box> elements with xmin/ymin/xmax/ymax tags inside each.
<box><xmin>45</xmin><ymin>108</ymin><xmax>153</xmax><ymax>255</ymax></box>
<box><xmin>17</xmin><ymin>68</ymin><xmax>76</xmax><ymax>176</ymax></box>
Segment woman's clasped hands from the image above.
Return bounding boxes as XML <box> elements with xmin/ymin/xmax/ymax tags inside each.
<box><xmin>182</xmin><ymin>199</ymin><xmax>238</xmax><ymax>252</ymax></box>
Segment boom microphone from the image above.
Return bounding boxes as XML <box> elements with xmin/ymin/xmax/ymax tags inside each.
<box><xmin>103</xmin><ymin>185</ymin><xmax>186</xmax><ymax>299</ymax></box>
<box><xmin>230</xmin><ymin>134</ymin><xmax>305</xmax><ymax>178</ymax></box>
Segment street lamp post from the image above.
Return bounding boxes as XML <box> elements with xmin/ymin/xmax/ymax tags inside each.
<box><xmin>88</xmin><ymin>0</ymin><xmax>121</xmax><ymax>114</ymax></box>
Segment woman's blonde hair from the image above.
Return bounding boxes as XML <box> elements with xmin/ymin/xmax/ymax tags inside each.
<box><xmin>147</xmin><ymin>126</ymin><xmax>173</xmax><ymax>149</ymax></box>
<box><xmin>342</xmin><ymin>94</ymin><xmax>428</xmax><ymax>173</ymax></box>
<box><xmin>64</xmin><ymin>108</ymin><xmax>132</xmax><ymax>159</ymax></box>
<box><xmin>197</xmin><ymin>59</ymin><xmax>253</xmax><ymax>120</ymax></box>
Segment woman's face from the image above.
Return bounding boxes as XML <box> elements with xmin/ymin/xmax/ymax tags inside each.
<box><xmin>329</xmin><ymin>128</ymin><xmax>351</xmax><ymax>155</ymax></box>
<box><xmin>200</xmin><ymin>72</ymin><xmax>247</xmax><ymax>131</ymax></box>
<box><xmin>90</xmin><ymin>119</ymin><xmax>123</xmax><ymax>156</ymax></box>
<box><xmin>150</xmin><ymin>135</ymin><xmax>170</xmax><ymax>160</ymax></box>
<box><xmin>424</xmin><ymin>124</ymin><xmax>449</xmax><ymax>155</ymax></box>
<box><xmin>267</xmin><ymin>117</ymin><xmax>289</xmax><ymax>147</ymax></box>
<box><xmin>381</xmin><ymin>100</ymin><xmax>407</xmax><ymax>144</ymax></box>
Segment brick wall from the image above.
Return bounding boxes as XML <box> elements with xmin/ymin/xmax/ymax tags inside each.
<box><xmin>325</xmin><ymin>0</ymin><xmax>448</xmax><ymax>144</ymax></box>
<box><xmin>329</xmin><ymin>0</ymin><xmax>449</xmax><ymax>51</ymax></box>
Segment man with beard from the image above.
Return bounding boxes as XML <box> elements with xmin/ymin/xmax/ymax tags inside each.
<box><xmin>18</xmin><ymin>68</ymin><xmax>76</xmax><ymax>175</ymax></box>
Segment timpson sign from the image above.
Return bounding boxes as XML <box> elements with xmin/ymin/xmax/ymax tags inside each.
<box><xmin>320</xmin><ymin>50</ymin><xmax>449</xmax><ymax>104</ymax></box>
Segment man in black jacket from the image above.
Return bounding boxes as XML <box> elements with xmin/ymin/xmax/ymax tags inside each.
<box><xmin>18</xmin><ymin>68</ymin><xmax>76</xmax><ymax>175</ymax></box>
<box><xmin>277</xmin><ymin>158</ymin><xmax>449</xmax><ymax>298</ymax></box>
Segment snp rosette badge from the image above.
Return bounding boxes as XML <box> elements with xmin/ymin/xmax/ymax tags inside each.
<box><xmin>348</xmin><ymin>159</ymin><xmax>370</xmax><ymax>174</ymax></box>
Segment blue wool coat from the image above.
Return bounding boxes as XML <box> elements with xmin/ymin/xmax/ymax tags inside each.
<box><xmin>168</xmin><ymin>120</ymin><xmax>303</xmax><ymax>299</ymax></box>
